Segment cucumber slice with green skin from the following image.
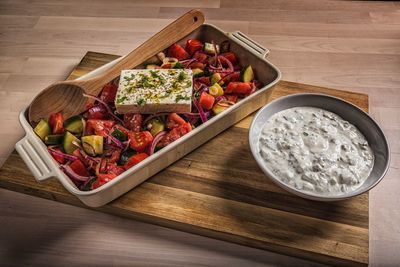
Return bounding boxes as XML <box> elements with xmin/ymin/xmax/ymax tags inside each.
<box><xmin>210</xmin><ymin>73</ymin><xmax>223</xmax><ymax>85</ymax></box>
<box><xmin>34</xmin><ymin>119</ymin><xmax>51</xmax><ymax>141</ymax></box>
<box><xmin>44</xmin><ymin>134</ymin><xmax>64</xmax><ymax>145</ymax></box>
<box><xmin>147</xmin><ymin>118</ymin><xmax>165</xmax><ymax>136</ymax></box>
<box><xmin>118</xmin><ymin>149</ymin><xmax>136</xmax><ymax>166</ymax></box>
<box><xmin>209</xmin><ymin>83</ymin><xmax>224</xmax><ymax>97</ymax></box>
<box><xmin>63</xmin><ymin>131</ymin><xmax>81</xmax><ymax>154</ymax></box>
<box><xmin>111</xmin><ymin>129</ymin><xmax>128</xmax><ymax>142</ymax></box>
<box><xmin>64</xmin><ymin>115</ymin><xmax>83</xmax><ymax>134</ymax></box>
<box><xmin>240</xmin><ymin>65</ymin><xmax>254</xmax><ymax>83</ymax></box>
<box><xmin>81</xmin><ymin>135</ymin><xmax>103</xmax><ymax>156</ymax></box>
<box><xmin>192</xmin><ymin>68</ymin><xmax>204</xmax><ymax>77</ymax></box>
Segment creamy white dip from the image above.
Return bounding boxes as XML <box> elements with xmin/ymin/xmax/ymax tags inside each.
<box><xmin>259</xmin><ymin>107</ymin><xmax>374</xmax><ymax>196</ymax></box>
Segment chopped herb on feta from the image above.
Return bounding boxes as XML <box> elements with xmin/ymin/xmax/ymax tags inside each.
<box><xmin>115</xmin><ymin>69</ymin><xmax>193</xmax><ymax>114</ymax></box>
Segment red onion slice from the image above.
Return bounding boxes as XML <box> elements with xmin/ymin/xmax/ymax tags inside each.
<box><xmin>48</xmin><ymin>147</ymin><xmax>78</xmax><ymax>161</ymax></box>
<box><xmin>83</xmin><ymin>93</ymin><xmax>125</xmax><ymax>125</ymax></box>
<box><xmin>217</xmin><ymin>55</ymin><xmax>234</xmax><ymax>72</ymax></box>
<box><xmin>61</xmin><ymin>164</ymin><xmax>91</xmax><ymax>182</ymax></box>
<box><xmin>214</xmin><ymin>96</ymin><xmax>227</xmax><ymax>103</ymax></box>
<box><xmin>142</xmin><ymin>112</ymin><xmax>170</xmax><ymax>126</ymax></box>
<box><xmin>106</xmin><ymin>133</ymin><xmax>125</xmax><ymax>149</ymax></box>
<box><xmin>249</xmin><ymin>81</ymin><xmax>257</xmax><ymax>95</ymax></box>
<box><xmin>148</xmin><ymin>131</ymin><xmax>167</xmax><ymax>155</ymax></box>
<box><xmin>180</xmin><ymin>58</ymin><xmax>197</xmax><ymax>68</ymax></box>
<box><xmin>218</xmin><ymin>71</ymin><xmax>240</xmax><ymax>84</ymax></box>
<box><xmin>184</xmin><ymin>112</ymin><xmax>210</xmax><ymax>119</ymax></box>
<box><xmin>193</xmin><ymin>97</ymin><xmax>208</xmax><ymax>123</ymax></box>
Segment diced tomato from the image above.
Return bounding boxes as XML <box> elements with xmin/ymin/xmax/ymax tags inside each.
<box><xmin>98</xmin><ymin>158</ymin><xmax>108</xmax><ymax>173</ymax></box>
<box><xmin>124</xmin><ymin>113</ymin><xmax>143</xmax><ymax>132</ymax></box>
<box><xmin>193</xmin><ymin>52</ymin><xmax>209</xmax><ymax>63</ymax></box>
<box><xmin>124</xmin><ymin>153</ymin><xmax>149</xmax><ymax>169</ymax></box>
<box><xmin>224</xmin><ymin>94</ymin><xmax>238</xmax><ymax>103</ymax></box>
<box><xmin>189</xmin><ymin>62</ymin><xmax>205</xmax><ymax>70</ymax></box>
<box><xmin>113</xmin><ymin>124</ymin><xmax>130</xmax><ymax>136</ymax></box>
<box><xmin>106</xmin><ymin>163</ymin><xmax>125</xmax><ymax>175</ymax></box>
<box><xmin>199</xmin><ymin>92</ymin><xmax>215</xmax><ymax>110</ymax></box>
<box><xmin>161</xmin><ymin>63</ymin><xmax>172</xmax><ymax>69</ymax></box>
<box><xmin>92</xmin><ymin>173</ymin><xmax>117</xmax><ymax>189</ymax></box>
<box><xmin>225</xmin><ymin>82</ymin><xmax>252</xmax><ymax>95</ymax></box>
<box><xmin>160</xmin><ymin>122</ymin><xmax>192</xmax><ymax>147</ymax></box>
<box><xmin>72</xmin><ymin>149</ymin><xmax>97</xmax><ymax>169</ymax></box>
<box><xmin>166</xmin><ymin>113</ymin><xmax>186</xmax><ymax>129</ymax></box>
<box><xmin>185</xmin><ymin>39</ymin><xmax>203</xmax><ymax>55</ymax></box>
<box><xmin>109</xmin><ymin>149</ymin><xmax>122</xmax><ymax>164</ymax></box>
<box><xmin>128</xmin><ymin>131</ymin><xmax>153</xmax><ymax>152</ymax></box>
<box><xmin>50</xmin><ymin>147</ymin><xmax>66</xmax><ymax>164</ymax></box>
<box><xmin>69</xmin><ymin>159</ymin><xmax>89</xmax><ymax>177</ymax></box>
<box><xmin>87</xmin><ymin>104</ymin><xmax>107</xmax><ymax>120</ymax></box>
<box><xmin>233</xmin><ymin>65</ymin><xmax>242</xmax><ymax>71</ymax></box>
<box><xmin>100</xmin><ymin>83</ymin><xmax>118</xmax><ymax>104</ymax></box>
<box><xmin>220</xmin><ymin>52</ymin><xmax>237</xmax><ymax>65</ymax></box>
<box><xmin>85</xmin><ymin>119</ymin><xmax>115</xmax><ymax>137</ymax></box>
<box><xmin>196</xmin><ymin>76</ymin><xmax>211</xmax><ymax>86</ymax></box>
<box><xmin>72</xmin><ymin>148</ymin><xmax>84</xmax><ymax>162</ymax></box>
<box><xmin>224</xmin><ymin>72</ymin><xmax>240</xmax><ymax>83</ymax></box>
<box><xmin>168</xmin><ymin>43</ymin><xmax>189</xmax><ymax>60</ymax></box>
<box><xmin>49</xmin><ymin>112</ymin><xmax>64</xmax><ymax>134</ymax></box>
<box><xmin>253</xmin><ymin>79</ymin><xmax>263</xmax><ymax>89</ymax></box>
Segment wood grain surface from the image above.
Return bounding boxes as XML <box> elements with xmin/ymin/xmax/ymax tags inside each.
<box><xmin>0</xmin><ymin>1</ymin><xmax>399</xmax><ymax>267</ymax></box>
<box><xmin>0</xmin><ymin>51</ymin><xmax>369</xmax><ymax>266</ymax></box>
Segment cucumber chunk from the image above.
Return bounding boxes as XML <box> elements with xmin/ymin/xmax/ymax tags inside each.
<box><xmin>34</xmin><ymin>119</ymin><xmax>51</xmax><ymax>141</ymax></box>
<box><xmin>192</xmin><ymin>68</ymin><xmax>204</xmax><ymax>77</ymax></box>
<box><xmin>44</xmin><ymin>134</ymin><xmax>64</xmax><ymax>145</ymax></box>
<box><xmin>210</xmin><ymin>73</ymin><xmax>223</xmax><ymax>85</ymax></box>
<box><xmin>64</xmin><ymin>115</ymin><xmax>83</xmax><ymax>134</ymax></box>
<box><xmin>147</xmin><ymin>118</ymin><xmax>165</xmax><ymax>136</ymax></box>
<box><xmin>240</xmin><ymin>65</ymin><xmax>254</xmax><ymax>83</ymax></box>
<box><xmin>81</xmin><ymin>135</ymin><xmax>103</xmax><ymax>156</ymax></box>
<box><xmin>63</xmin><ymin>131</ymin><xmax>80</xmax><ymax>154</ymax></box>
<box><xmin>209</xmin><ymin>83</ymin><xmax>224</xmax><ymax>97</ymax></box>
<box><xmin>111</xmin><ymin>129</ymin><xmax>128</xmax><ymax>142</ymax></box>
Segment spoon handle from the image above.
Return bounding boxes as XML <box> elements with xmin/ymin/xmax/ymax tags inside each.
<box><xmin>78</xmin><ymin>9</ymin><xmax>204</xmax><ymax>95</ymax></box>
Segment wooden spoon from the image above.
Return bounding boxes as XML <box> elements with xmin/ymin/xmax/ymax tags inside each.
<box><xmin>28</xmin><ymin>9</ymin><xmax>204</xmax><ymax>124</ymax></box>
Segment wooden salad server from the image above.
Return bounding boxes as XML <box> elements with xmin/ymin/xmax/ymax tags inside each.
<box><xmin>28</xmin><ymin>9</ymin><xmax>205</xmax><ymax>124</ymax></box>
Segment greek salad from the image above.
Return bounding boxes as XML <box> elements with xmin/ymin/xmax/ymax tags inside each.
<box><xmin>33</xmin><ymin>38</ymin><xmax>261</xmax><ymax>190</ymax></box>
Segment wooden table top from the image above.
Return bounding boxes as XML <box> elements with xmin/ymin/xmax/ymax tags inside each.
<box><xmin>0</xmin><ymin>1</ymin><xmax>399</xmax><ymax>266</ymax></box>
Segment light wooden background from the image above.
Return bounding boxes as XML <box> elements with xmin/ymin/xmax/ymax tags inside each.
<box><xmin>0</xmin><ymin>0</ymin><xmax>399</xmax><ymax>266</ymax></box>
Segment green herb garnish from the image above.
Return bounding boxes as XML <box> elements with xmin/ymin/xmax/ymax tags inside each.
<box><xmin>173</xmin><ymin>62</ymin><xmax>185</xmax><ymax>69</ymax></box>
<box><xmin>137</xmin><ymin>98</ymin><xmax>146</xmax><ymax>106</ymax></box>
<box><xmin>116</xmin><ymin>96</ymin><xmax>128</xmax><ymax>104</ymax></box>
<box><xmin>175</xmin><ymin>94</ymin><xmax>191</xmax><ymax>103</ymax></box>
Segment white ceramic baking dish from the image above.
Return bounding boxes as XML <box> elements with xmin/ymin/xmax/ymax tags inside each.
<box><xmin>15</xmin><ymin>24</ymin><xmax>281</xmax><ymax>207</ymax></box>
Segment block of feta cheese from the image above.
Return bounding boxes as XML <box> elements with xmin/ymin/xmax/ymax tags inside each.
<box><xmin>115</xmin><ymin>69</ymin><xmax>193</xmax><ymax>114</ymax></box>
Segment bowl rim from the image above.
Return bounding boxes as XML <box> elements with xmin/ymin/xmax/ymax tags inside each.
<box><xmin>248</xmin><ymin>92</ymin><xmax>391</xmax><ymax>201</ymax></box>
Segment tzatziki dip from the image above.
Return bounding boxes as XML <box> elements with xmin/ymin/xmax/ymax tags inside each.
<box><xmin>259</xmin><ymin>107</ymin><xmax>374</xmax><ymax>196</ymax></box>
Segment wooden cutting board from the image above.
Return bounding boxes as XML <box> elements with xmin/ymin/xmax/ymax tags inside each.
<box><xmin>0</xmin><ymin>52</ymin><xmax>369</xmax><ymax>267</ymax></box>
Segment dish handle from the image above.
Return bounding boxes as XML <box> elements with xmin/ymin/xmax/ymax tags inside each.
<box><xmin>230</xmin><ymin>31</ymin><xmax>269</xmax><ymax>58</ymax></box>
<box><xmin>15</xmin><ymin>134</ymin><xmax>56</xmax><ymax>182</ymax></box>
